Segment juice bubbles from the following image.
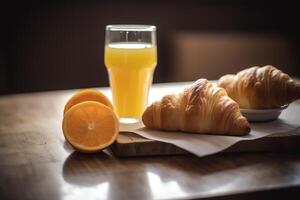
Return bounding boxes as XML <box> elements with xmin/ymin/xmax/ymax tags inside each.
<box><xmin>105</xmin><ymin>42</ymin><xmax>157</xmax><ymax>119</ymax></box>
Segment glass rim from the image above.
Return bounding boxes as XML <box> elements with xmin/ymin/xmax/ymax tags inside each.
<box><xmin>106</xmin><ymin>24</ymin><xmax>156</xmax><ymax>31</ymax></box>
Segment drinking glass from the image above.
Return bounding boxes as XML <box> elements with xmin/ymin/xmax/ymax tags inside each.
<box><xmin>104</xmin><ymin>25</ymin><xmax>157</xmax><ymax>123</ymax></box>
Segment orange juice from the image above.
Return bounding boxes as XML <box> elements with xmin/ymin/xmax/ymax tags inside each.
<box><xmin>105</xmin><ymin>42</ymin><xmax>157</xmax><ymax>118</ymax></box>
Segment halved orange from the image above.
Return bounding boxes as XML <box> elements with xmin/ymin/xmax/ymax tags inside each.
<box><xmin>62</xmin><ymin>101</ymin><xmax>119</xmax><ymax>153</ymax></box>
<box><xmin>64</xmin><ymin>89</ymin><xmax>113</xmax><ymax>115</ymax></box>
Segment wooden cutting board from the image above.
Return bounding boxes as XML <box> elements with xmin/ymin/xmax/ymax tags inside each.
<box><xmin>110</xmin><ymin>128</ymin><xmax>300</xmax><ymax>157</ymax></box>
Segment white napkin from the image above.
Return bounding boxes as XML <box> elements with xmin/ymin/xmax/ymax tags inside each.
<box><xmin>120</xmin><ymin>102</ymin><xmax>300</xmax><ymax>157</ymax></box>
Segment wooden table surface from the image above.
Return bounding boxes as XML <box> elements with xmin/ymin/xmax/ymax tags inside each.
<box><xmin>1</xmin><ymin>82</ymin><xmax>300</xmax><ymax>200</ymax></box>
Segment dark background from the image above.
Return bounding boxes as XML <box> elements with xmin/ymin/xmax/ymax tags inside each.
<box><xmin>1</xmin><ymin>0</ymin><xmax>299</xmax><ymax>94</ymax></box>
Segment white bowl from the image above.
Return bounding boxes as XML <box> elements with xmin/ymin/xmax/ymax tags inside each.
<box><xmin>240</xmin><ymin>105</ymin><xmax>289</xmax><ymax>122</ymax></box>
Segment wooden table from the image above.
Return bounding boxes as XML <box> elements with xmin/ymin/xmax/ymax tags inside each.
<box><xmin>1</xmin><ymin>83</ymin><xmax>300</xmax><ymax>200</ymax></box>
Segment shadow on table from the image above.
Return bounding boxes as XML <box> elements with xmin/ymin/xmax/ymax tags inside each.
<box><xmin>62</xmin><ymin>151</ymin><xmax>112</xmax><ymax>186</ymax></box>
<box><xmin>62</xmin><ymin>147</ymin><xmax>300</xmax><ymax>199</ymax></box>
<box><xmin>62</xmin><ymin>148</ymin><xmax>281</xmax><ymax>186</ymax></box>
<box><xmin>63</xmin><ymin>140</ymin><xmax>74</xmax><ymax>153</ymax></box>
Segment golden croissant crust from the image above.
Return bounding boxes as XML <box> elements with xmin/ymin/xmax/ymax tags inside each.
<box><xmin>218</xmin><ymin>65</ymin><xmax>300</xmax><ymax>109</ymax></box>
<box><xmin>142</xmin><ymin>79</ymin><xmax>250</xmax><ymax>136</ymax></box>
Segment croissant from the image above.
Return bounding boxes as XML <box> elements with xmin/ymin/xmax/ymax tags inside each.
<box><xmin>142</xmin><ymin>79</ymin><xmax>250</xmax><ymax>136</ymax></box>
<box><xmin>218</xmin><ymin>65</ymin><xmax>300</xmax><ymax>109</ymax></box>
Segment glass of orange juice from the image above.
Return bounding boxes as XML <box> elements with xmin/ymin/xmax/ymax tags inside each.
<box><xmin>104</xmin><ymin>25</ymin><xmax>157</xmax><ymax>123</ymax></box>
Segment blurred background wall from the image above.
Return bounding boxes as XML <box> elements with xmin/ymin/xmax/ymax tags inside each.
<box><xmin>0</xmin><ymin>0</ymin><xmax>299</xmax><ymax>94</ymax></box>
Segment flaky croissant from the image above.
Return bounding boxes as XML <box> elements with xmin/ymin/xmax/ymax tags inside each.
<box><xmin>218</xmin><ymin>65</ymin><xmax>300</xmax><ymax>109</ymax></box>
<box><xmin>142</xmin><ymin>79</ymin><xmax>250</xmax><ymax>136</ymax></box>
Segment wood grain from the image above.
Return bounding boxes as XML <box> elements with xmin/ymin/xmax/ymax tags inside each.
<box><xmin>1</xmin><ymin>83</ymin><xmax>300</xmax><ymax>200</ymax></box>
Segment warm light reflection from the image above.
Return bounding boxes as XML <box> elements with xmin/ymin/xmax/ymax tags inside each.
<box><xmin>148</xmin><ymin>83</ymin><xmax>190</xmax><ymax>104</ymax></box>
<box><xmin>62</xmin><ymin>182</ymin><xmax>109</xmax><ymax>200</ymax></box>
<box><xmin>147</xmin><ymin>171</ymin><xmax>187</xmax><ymax>199</ymax></box>
<box><xmin>203</xmin><ymin>178</ymin><xmax>239</xmax><ymax>195</ymax></box>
